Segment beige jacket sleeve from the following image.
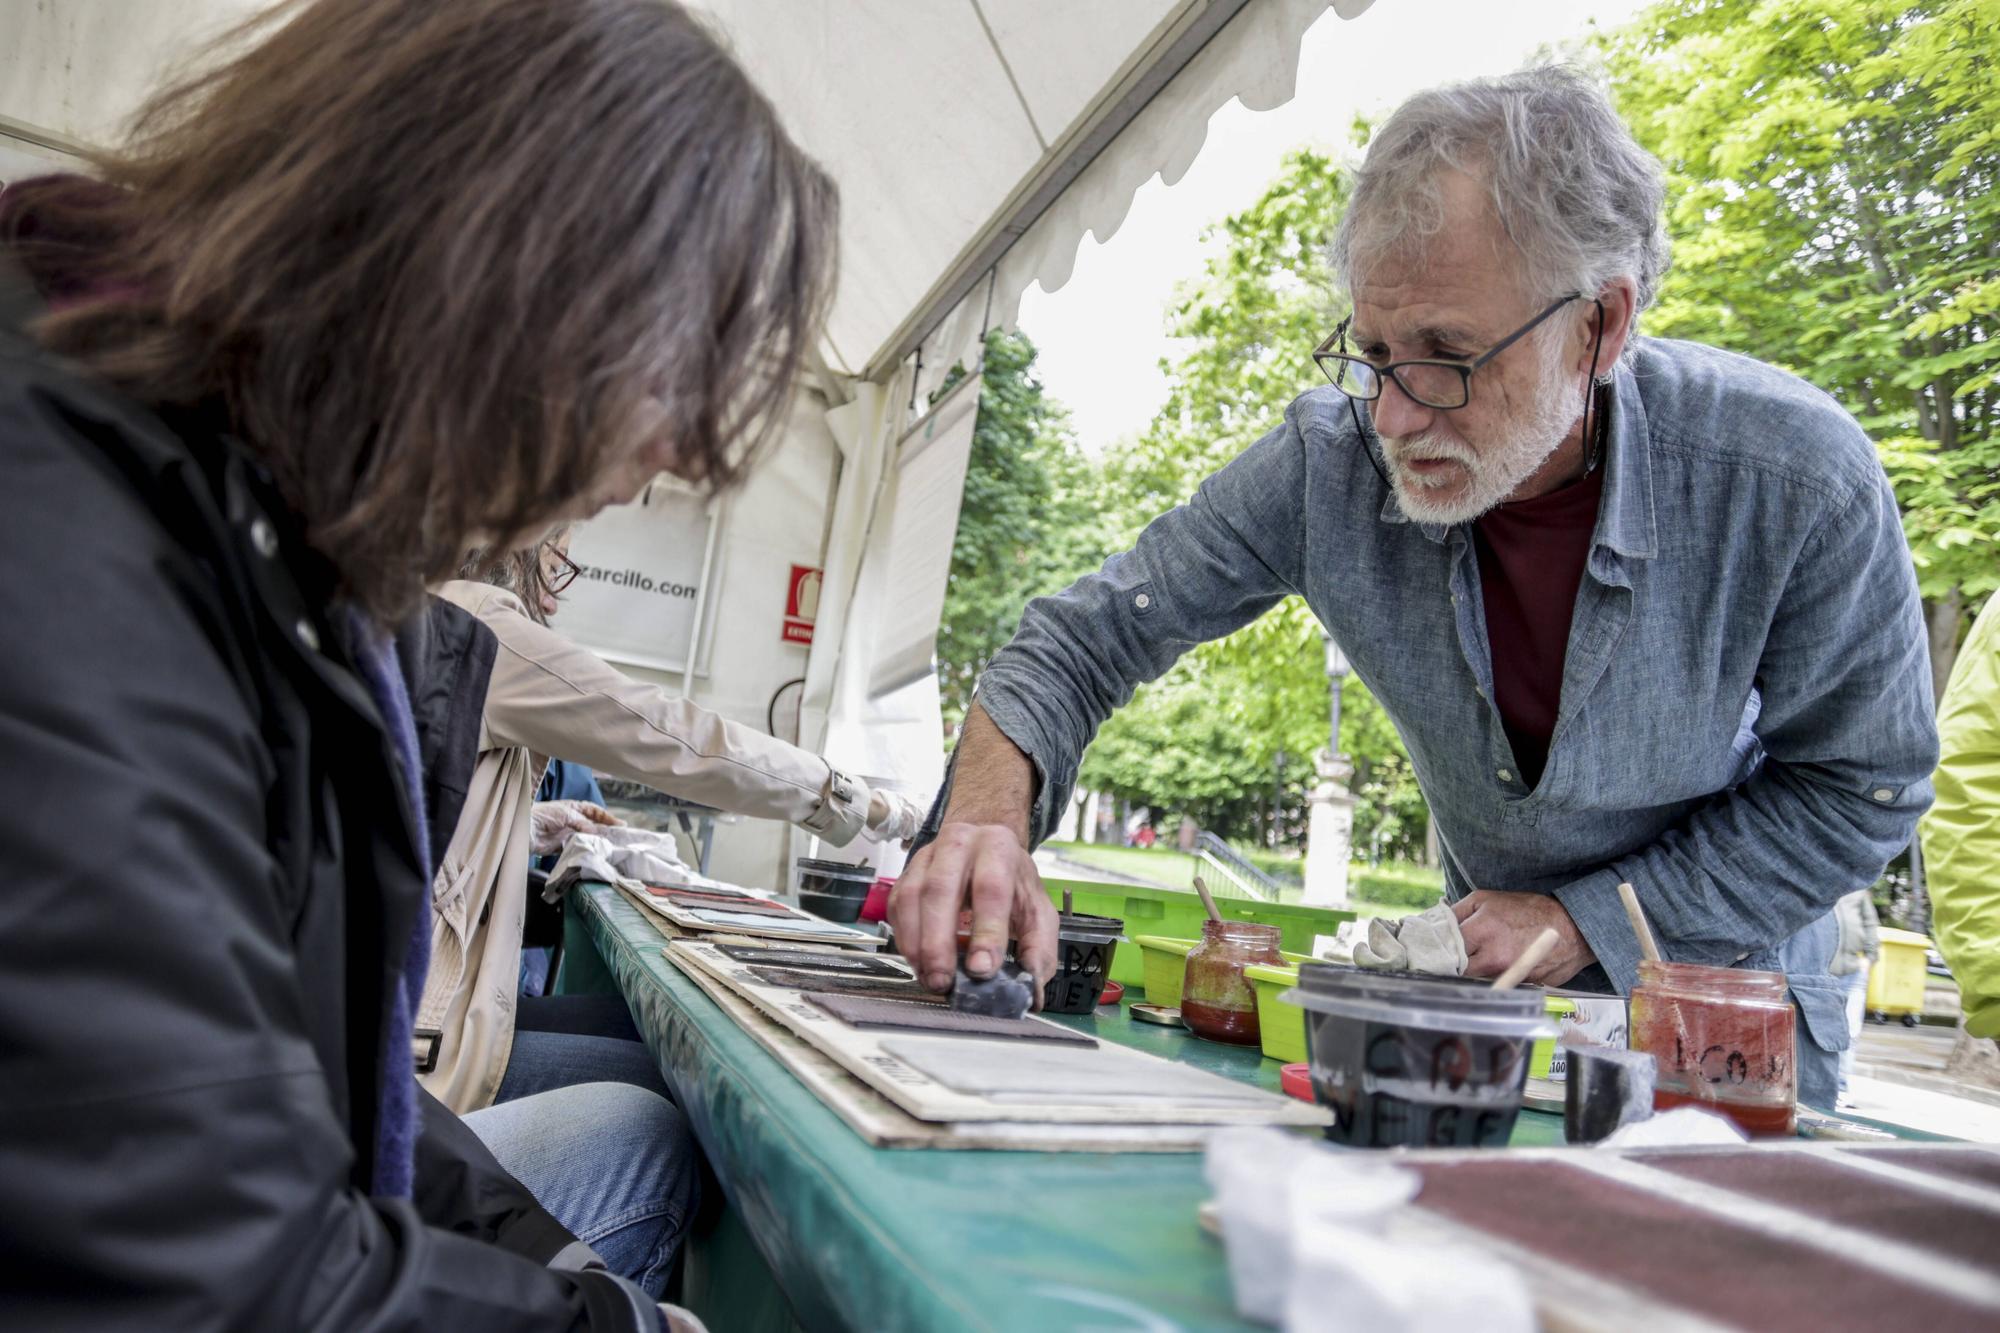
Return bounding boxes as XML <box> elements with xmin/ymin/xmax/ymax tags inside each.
<box><xmin>436</xmin><ymin>580</ymin><xmax>871</xmax><ymax>844</ymax></box>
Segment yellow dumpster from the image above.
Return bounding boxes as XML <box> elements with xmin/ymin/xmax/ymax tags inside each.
<box><xmin>1866</xmin><ymin>927</ymin><xmax>1932</xmax><ymax>1027</ymax></box>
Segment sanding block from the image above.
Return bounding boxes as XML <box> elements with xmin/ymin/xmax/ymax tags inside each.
<box><xmin>947</xmin><ymin>960</ymin><xmax>1036</xmax><ymax>1020</ymax></box>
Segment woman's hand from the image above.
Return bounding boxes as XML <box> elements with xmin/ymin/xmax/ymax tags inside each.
<box><xmin>529</xmin><ymin>799</ymin><xmax>623</xmax><ymax>855</ymax></box>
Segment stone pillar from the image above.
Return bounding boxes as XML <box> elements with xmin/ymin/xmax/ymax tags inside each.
<box><xmin>1302</xmin><ymin>748</ymin><xmax>1355</xmax><ymax>907</ymax></box>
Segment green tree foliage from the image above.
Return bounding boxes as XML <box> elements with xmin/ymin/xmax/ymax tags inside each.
<box><xmin>1603</xmin><ymin>0</ymin><xmax>2000</xmax><ymax>688</ymax></box>
<box><xmin>1075</xmin><ymin>147</ymin><xmax>1430</xmax><ymax>854</ymax></box>
<box><xmin>935</xmin><ymin>330</ymin><xmax>1109</xmax><ymax>731</ymax></box>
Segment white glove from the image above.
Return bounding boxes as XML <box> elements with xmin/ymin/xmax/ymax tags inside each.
<box><xmin>1350</xmin><ymin>903</ymin><xmax>1467</xmax><ymax>976</ymax></box>
<box><xmin>530</xmin><ymin>799</ymin><xmax>623</xmax><ymax>855</ymax></box>
<box><xmin>864</xmin><ymin>789</ymin><xmax>926</xmax><ymax>844</ymax></box>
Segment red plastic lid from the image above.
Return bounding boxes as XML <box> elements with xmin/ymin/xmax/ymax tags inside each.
<box><xmin>1280</xmin><ymin>1063</ymin><xmax>1315</xmax><ymax>1103</ymax></box>
<box><xmin>1097</xmin><ymin>980</ymin><xmax>1125</xmax><ymax>1007</ymax></box>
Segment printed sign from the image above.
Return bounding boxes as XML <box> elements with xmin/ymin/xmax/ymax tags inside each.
<box><xmin>554</xmin><ymin>488</ymin><xmax>714</xmax><ymax>672</ymax></box>
<box><xmin>784</xmin><ymin>564</ymin><xmax>822</xmax><ymax>646</ymax></box>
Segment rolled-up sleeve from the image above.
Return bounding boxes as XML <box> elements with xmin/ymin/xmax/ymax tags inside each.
<box><xmin>463</xmin><ymin>589</ymin><xmax>863</xmax><ymax>839</ymax></box>
<box><xmin>975</xmin><ymin>416</ymin><xmax>1311</xmax><ymax>844</ymax></box>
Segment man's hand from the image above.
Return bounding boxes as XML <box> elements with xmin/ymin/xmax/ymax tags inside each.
<box><xmin>1451</xmin><ymin>890</ymin><xmax>1594</xmax><ymax>987</ymax></box>
<box><xmin>890</xmin><ymin>822</ymin><xmax>1057</xmax><ymax>999</ymax></box>
<box><xmin>886</xmin><ymin>704</ymin><xmax>1058</xmax><ymax>1002</ymax></box>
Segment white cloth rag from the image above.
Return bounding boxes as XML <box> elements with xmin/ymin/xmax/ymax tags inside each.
<box><xmin>1205</xmin><ymin>1127</ymin><xmax>1533</xmax><ymax>1332</ymax></box>
<box><xmin>1350</xmin><ymin>902</ymin><xmax>1468</xmax><ymax>976</ymax></box>
<box><xmin>1596</xmin><ymin>1105</ymin><xmax>1748</xmax><ymax>1150</ymax></box>
<box><xmin>547</xmin><ymin>826</ymin><xmax>697</xmax><ymax>898</ymax></box>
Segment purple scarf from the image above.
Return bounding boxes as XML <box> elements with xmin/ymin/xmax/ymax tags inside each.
<box><xmin>343</xmin><ymin>610</ymin><xmax>432</xmax><ymax>1199</ymax></box>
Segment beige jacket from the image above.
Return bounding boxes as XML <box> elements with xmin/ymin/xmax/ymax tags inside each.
<box><xmin>417</xmin><ymin>580</ymin><xmax>878</xmax><ymax>1112</ymax></box>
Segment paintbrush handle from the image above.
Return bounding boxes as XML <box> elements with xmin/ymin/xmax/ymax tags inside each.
<box><xmin>1618</xmin><ymin>881</ymin><xmax>1662</xmax><ymax>963</ymax></box>
<box><xmin>1491</xmin><ymin>927</ymin><xmax>1559</xmax><ymax>991</ymax></box>
<box><xmin>1192</xmin><ymin>873</ymin><xmax>1223</xmax><ymax>925</ymax></box>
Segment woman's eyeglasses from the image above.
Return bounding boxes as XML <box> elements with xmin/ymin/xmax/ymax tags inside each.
<box><xmin>542</xmin><ymin>546</ymin><xmax>582</xmax><ymax>596</ymax></box>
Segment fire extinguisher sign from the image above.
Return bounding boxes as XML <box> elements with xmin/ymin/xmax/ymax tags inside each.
<box><xmin>783</xmin><ymin>565</ymin><xmax>821</xmax><ymax>646</ymax></box>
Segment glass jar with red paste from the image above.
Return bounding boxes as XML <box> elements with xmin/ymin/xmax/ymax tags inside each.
<box><xmin>1181</xmin><ymin>920</ymin><xmax>1283</xmax><ymax>1046</ymax></box>
<box><xmin>1628</xmin><ymin>959</ymin><xmax>1797</xmax><ymax>1137</ymax></box>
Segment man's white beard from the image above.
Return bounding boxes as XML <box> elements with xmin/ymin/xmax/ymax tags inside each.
<box><xmin>1381</xmin><ymin>344</ymin><xmax>1581</xmax><ymax>525</ymax></box>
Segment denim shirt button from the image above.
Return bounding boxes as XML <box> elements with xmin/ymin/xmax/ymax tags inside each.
<box><xmin>1134</xmin><ymin>593</ymin><xmax>1151</xmax><ymax>609</ymax></box>
<box><xmin>1872</xmin><ymin>788</ymin><xmax>1893</xmax><ymax>801</ymax></box>
<box><xmin>1497</xmin><ymin>768</ymin><xmax>1514</xmax><ymax>783</ymax></box>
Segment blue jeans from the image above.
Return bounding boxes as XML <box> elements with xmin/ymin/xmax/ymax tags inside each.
<box><xmin>494</xmin><ymin>994</ymin><xmax>672</xmax><ymax>1104</ymax></box>
<box><xmin>464</xmin><ymin>1081</ymin><xmax>697</xmax><ymax>1298</ymax></box>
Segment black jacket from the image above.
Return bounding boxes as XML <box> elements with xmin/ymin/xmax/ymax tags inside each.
<box><xmin>0</xmin><ymin>266</ymin><xmax>658</xmax><ymax>1329</ymax></box>
<box><xmin>404</xmin><ymin>592</ymin><xmax>502</xmax><ymax>867</ymax></box>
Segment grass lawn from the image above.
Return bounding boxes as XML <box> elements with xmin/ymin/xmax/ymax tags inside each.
<box><xmin>1040</xmin><ymin>840</ymin><xmax>1441</xmax><ymax>918</ymax></box>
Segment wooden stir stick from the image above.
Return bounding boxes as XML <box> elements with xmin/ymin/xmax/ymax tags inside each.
<box><xmin>1617</xmin><ymin>881</ymin><xmax>1662</xmax><ymax>963</ymax></box>
<box><xmin>1191</xmin><ymin>873</ymin><xmax>1223</xmax><ymax>925</ymax></box>
<box><xmin>1491</xmin><ymin>927</ymin><xmax>1559</xmax><ymax>991</ymax></box>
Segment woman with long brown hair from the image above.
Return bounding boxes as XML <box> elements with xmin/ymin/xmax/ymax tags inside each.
<box><xmin>0</xmin><ymin>1</ymin><xmax>833</xmax><ymax>1327</ymax></box>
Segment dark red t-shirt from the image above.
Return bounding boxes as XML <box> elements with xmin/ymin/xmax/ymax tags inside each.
<box><xmin>1472</xmin><ymin>465</ymin><xmax>1605</xmax><ymax>789</ymax></box>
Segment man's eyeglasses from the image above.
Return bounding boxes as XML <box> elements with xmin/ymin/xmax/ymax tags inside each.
<box><xmin>542</xmin><ymin>546</ymin><xmax>582</xmax><ymax>596</ymax></box>
<box><xmin>1313</xmin><ymin>294</ymin><xmax>1580</xmax><ymax>410</ymax></box>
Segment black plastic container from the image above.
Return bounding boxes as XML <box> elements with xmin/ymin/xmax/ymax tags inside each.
<box><xmin>1039</xmin><ymin>912</ymin><xmax>1125</xmax><ymax>1014</ymax></box>
<box><xmin>1288</xmin><ymin>962</ymin><xmax>1552</xmax><ymax>1150</ymax></box>
<box><xmin>795</xmin><ymin>857</ymin><xmax>874</xmax><ymax>924</ymax></box>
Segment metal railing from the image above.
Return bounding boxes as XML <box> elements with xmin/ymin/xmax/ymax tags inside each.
<box><xmin>1193</xmin><ymin>831</ymin><xmax>1294</xmax><ymax>899</ymax></box>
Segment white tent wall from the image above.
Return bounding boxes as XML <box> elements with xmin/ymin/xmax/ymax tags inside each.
<box><xmin>0</xmin><ymin>0</ymin><xmax>264</xmax><ymax>150</ymax></box>
<box><xmin>0</xmin><ymin>0</ymin><xmax>1382</xmax><ymax>890</ymax></box>
<box><xmin>553</xmin><ymin>389</ymin><xmax>850</xmax><ymax>891</ymax></box>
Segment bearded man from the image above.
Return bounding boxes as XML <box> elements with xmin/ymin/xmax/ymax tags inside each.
<box><xmin>889</xmin><ymin>66</ymin><xmax>1938</xmax><ymax>1109</ymax></box>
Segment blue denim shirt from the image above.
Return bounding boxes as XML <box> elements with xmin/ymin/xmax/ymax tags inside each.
<box><xmin>975</xmin><ymin>338</ymin><xmax>1938</xmax><ymax>1059</ymax></box>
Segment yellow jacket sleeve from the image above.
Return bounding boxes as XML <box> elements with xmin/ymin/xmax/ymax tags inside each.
<box><xmin>1923</xmin><ymin>595</ymin><xmax>2000</xmax><ymax>1038</ymax></box>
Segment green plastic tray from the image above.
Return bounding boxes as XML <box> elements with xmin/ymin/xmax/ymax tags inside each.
<box><xmin>1042</xmin><ymin>876</ymin><xmax>1354</xmax><ymax>988</ymax></box>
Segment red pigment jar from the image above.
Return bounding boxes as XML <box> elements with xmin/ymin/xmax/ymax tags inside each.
<box><xmin>1180</xmin><ymin>919</ymin><xmax>1283</xmax><ymax>1046</ymax></box>
<box><xmin>1628</xmin><ymin>959</ymin><xmax>1797</xmax><ymax>1137</ymax></box>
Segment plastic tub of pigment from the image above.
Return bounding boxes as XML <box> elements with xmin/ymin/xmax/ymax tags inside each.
<box><xmin>1040</xmin><ymin>912</ymin><xmax>1126</xmax><ymax>1014</ymax></box>
<box><xmin>1285</xmin><ymin>971</ymin><xmax>1555</xmax><ymax>1149</ymax></box>
<box><xmin>795</xmin><ymin>857</ymin><xmax>875</xmax><ymax>924</ymax></box>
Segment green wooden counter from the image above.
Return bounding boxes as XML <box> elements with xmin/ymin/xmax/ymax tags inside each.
<box><xmin>563</xmin><ymin>881</ymin><xmax>1557</xmax><ymax>1332</ymax></box>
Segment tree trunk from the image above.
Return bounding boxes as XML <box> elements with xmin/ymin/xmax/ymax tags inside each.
<box><xmin>1928</xmin><ymin>590</ymin><xmax>1964</xmax><ymax>707</ymax></box>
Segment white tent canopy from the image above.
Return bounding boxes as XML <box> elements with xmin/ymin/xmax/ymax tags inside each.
<box><xmin>0</xmin><ymin>0</ymin><xmax>1379</xmax><ymax>885</ymax></box>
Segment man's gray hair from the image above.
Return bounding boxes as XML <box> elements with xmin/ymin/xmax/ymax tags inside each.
<box><xmin>1331</xmin><ymin>66</ymin><xmax>1669</xmax><ymax>330</ymax></box>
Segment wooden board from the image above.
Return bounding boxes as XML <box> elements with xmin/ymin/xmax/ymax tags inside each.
<box><xmin>1399</xmin><ymin>1143</ymin><xmax>2000</xmax><ymax>1332</ymax></box>
<box><xmin>665</xmin><ymin>939</ymin><xmax>1329</xmax><ymax>1132</ymax></box>
<box><xmin>672</xmin><ymin>954</ymin><xmax>1270</xmax><ymax>1152</ymax></box>
<box><xmin>612</xmin><ymin>878</ymin><xmax>880</xmax><ymax>949</ymax></box>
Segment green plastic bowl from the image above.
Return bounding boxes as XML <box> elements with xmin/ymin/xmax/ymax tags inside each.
<box><xmin>1530</xmin><ymin>994</ymin><xmax>1577</xmax><ymax>1079</ymax></box>
<box><xmin>1134</xmin><ymin>935</ymin><xmax>1198</xmax><ymax>1010</ymax></box>
<box><xmin>1246</xmin><ymin>963</ymin><xmax>1307</xmax><ymax>1064</ymax></box>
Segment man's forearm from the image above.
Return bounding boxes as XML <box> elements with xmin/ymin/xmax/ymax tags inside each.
<box><xmin>941</xmin><ymin>702</ymin><xmax>1037</xmax><ymax>846</ymax></box>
